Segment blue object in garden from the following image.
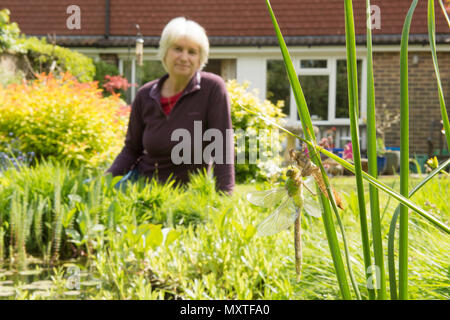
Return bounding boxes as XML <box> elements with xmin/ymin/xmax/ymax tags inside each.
<box><xmin>377</xmin><ymin>156</ymin><xmax>386</xmax><ymax>175</ymax></box>
<box><xmin>114</xmin><ymin>168</ymin><xmax>140</xmax><ymax>190</ymax></box>
<box><xmin>332</xmin><ymin>148</ymin><xmax>344</xmax><ymax>158</ymax></box>
<box><xmin>82</xmin><ymin>168</ymin><xmax>140</xmax><ymax>190</ymax></box>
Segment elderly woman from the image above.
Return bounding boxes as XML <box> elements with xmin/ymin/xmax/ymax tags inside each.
<box><xmin>107</xmin><ymin>17</ymin><xmax>235</xmax><ymax>194</ymax></box>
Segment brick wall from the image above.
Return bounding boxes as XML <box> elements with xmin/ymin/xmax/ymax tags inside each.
<box><xmin>373</xmin><ymin>51</ymin><xmax>450</xmax><ymax>155</ymax></box>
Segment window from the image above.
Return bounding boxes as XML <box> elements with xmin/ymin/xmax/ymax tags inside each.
<box><xmin>203</xmin><ymin>59</ymin><xmax>222</xmax><ymax>75</ymax></box>
<box><xmin>300</xmin><ymin>59</ymin><xmax>327</xmax><ymax>69</ymax></box>
<box><xmin>335</xmin><ymin>59</ymin><xmax>362</xmax><ymax>119</ymax></box>
<box><xmin>266</xmin><ymin>60</ymin><xmax>290</xmax><ymax>116</ymax></box>
<box><xmin>204</xmin><ymin>59</ymin><xmax>237</xmax><ymax>81</ymax></box>
<box><xmin>297</xmin><ymin>75</ymin><xmax>329</xmax><ymax>121</ymax></box>
<box><xmin>266</xmin><ymin>57</ymin><xmax>365</xmax><ymax>124</ymax></box>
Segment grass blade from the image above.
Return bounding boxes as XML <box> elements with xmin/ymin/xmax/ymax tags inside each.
<box><xmin>428</xmin><ymin>0</ymin><xmax>450</xmax><ymax>150</ymax></box>
<box><xmin>365</xmin><ymin>0</ymin><xmax>387</xmax><ymax>299</ymax></box>
<box><xmin>344</xmin><ymin>0</ymin><xmax>373</xmax><ymax>299</ymax></box>
<box><xmin>265</xmin><ymin>0</ymin><xmax>352</xmax><ymax>299</ymax></box>
<box><xmin>399</xmin><ymin>0</ymin><xmax>418</xmax><ymax>300</ymax></box>
<box><xmin>388</xmin><ymin>158</ymin><xmax>450</xmax><ymax>299</ymax></box>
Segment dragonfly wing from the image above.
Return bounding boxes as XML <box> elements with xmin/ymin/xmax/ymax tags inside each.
<box><xmin>304</xmin><ymin>176</ymin><xmax>315</xmax><ymax>193</ymax></box>
<box><xmin>247</xmin><ymin>188</ymin><xmax>286</xmax><ymax>208</ymax></box>
<box><xmin>303</xmin><ymin>193</ymin><xmax>322</xmax><ymax>218</ymax></box>
<box><xmin>257</xmin><ymin>196</ymin><xmax>299</xmax><ymax>236</ymax></box>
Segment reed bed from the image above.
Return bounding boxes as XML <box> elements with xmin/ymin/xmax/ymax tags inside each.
<box><xmin>262</xmin><ymin>0</ymin><xmax>449</xmax><ymax>299</ymax></box>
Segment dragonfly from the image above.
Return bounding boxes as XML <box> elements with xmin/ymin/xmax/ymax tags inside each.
<box><xmin>247</xmin><ymin>145</ymin><xmax>344</xmax><ymax>281</ymax></box>
<box><xmin>289</xmin><ymin>145</ymin><xmax>344</xmax><ymax>211</ymax></box>
<box><xmin>247</xmin><ymin>151</ymin><xmax>322</xmax><ymax>282</ymax></box>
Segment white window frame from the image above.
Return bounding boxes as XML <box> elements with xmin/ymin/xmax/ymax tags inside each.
<box><xmin>266</xmin><ymin>55</ymin><xmax>367</xmax><ymax>127</ymax></box>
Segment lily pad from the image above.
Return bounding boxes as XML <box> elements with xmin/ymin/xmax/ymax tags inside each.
<box><xmin>0</xmin><ymin>271</ymin><xmax>15</xmax><ymax>277</ymax></box>
<box><xmin>80</xmin><ymin>280</ymin><xmax>101</xmax><ymax>287</ymax></box>
<box><xmin>20</xmin><ymin>280</ymin><xmax>55</xmax><ymax>291</ymax></box>
<box><xmin>32</xmin><ymin>290</ymin><xmax>51</xmax><ymax>298</ymax></box>
<box><xmin>19</xmin><ymin>269</ymin><xmax>43</xmax><ymax>276</ymax></box>
<box><xmin>63</xmin><ymin>290</ymin><xmax>81</xmax><ymax>296</ymax></box>
<box><xmin>0</xmin><ymin>286</ymin><xmax>15</xmax><ymax>297</ymax></box>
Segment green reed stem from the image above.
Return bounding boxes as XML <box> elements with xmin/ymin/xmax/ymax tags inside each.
<box><xmin>265</xmin><ymin>0</ymin><xmax>352</xmax><ymax>299</ymax></box>
<box><xmin>344</xmin><ymin>0</ymin><xmax>374</xmax><ymax>299</ymax></box>
<box><xmin>388</xmin><ymin>158</ymin><xmax>450</xmax><ymax>300</ymax></box>
<box><xmin>365</xmin><ymin>0</ymin><xmax>387</xmax><ymax>299</ymax></box>
<box><xmin>399</xmin><ymin>0</ymin><xmax>418</xmax><ymax>300</ymax></box>
<box><xmin>428</xmin><ymin>0</ymin><xmax>450</xmax><ymax>150</ymax></box>
<box><xmin>0</xmin><ymin>227</ymin><xmax>4</xmax><ymax>265</ymax></box>
<box><xmin>308</xmin><ymin>146</ymin><xmax>362</xmax><ymax>299</ymax></box>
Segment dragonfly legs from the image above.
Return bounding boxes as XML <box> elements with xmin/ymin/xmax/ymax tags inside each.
<box><xmin>294</xmin><ymin>212</ymin><xmax>302</xmax><ymax>282</ymax></box>
<box><xmin>301</xmin><ymin>179</ymin><xmax>316</xmax><ymax>196</ymax></box>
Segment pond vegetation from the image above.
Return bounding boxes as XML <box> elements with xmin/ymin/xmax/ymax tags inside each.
<box><xmin>0</xmin><ymin>160</ymin><xmax>448</xmax><ymax>300</ymax></box>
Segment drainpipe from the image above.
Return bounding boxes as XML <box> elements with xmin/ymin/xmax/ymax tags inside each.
<box><xmin>105</xmin><ymin>0</ymin><xmax>110</xmax><ymax>39</ymax></box>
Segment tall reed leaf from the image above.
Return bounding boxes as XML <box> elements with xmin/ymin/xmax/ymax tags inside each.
<box><xmin>388</xmin><ymin>158</ymin><xmax>450</xmax><ymax>299</ymax></box>
<box><xmin>399</xmin><ymin>0</ymin><xmax>418</xmax><ymax>300</ymax></box>
<box><xmin>265</xmin><ymin>0</ymin><xmax>352</xmax><ymax>299</ymax></box>
<box><xmin>365</xmin><ymin>0</ymin><xmax>386</xmax><ymax>299</ymax></box>
<box><xmin>428</xmin><ymin>0</ymin><xmax>450</xmax><ymax>150</ymax></box>
<box><xmin>344</xmin><ymin>0</ymin><xmax>374</xmax><ymax>299</ymax></box>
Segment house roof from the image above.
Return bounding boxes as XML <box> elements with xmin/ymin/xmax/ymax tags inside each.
<box><xmin>2</xmin><ymin>0</ymin><xmax>449</xmax><ymax>47</ymax></box>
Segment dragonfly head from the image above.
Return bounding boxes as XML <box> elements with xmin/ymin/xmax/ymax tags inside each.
<box><xmin>286</xmin><ymin>167</ymin><xmax>301</xmax><ymax>179</ymax></box>
<box><xmin>286</xmin><ymin>169</ymin><xmax>294</xmax><ymax>178</ymax></box>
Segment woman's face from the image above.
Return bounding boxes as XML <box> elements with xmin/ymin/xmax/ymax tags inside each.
<box><xmin>164</xmin><ymin>37</ymin><xmax>201</xmax><ymax>80</ymax></box>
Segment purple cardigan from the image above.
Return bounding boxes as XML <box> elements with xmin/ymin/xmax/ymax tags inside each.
<box><xmin>107</xmin><ymin>71</ymin><xmax>235</xmax><ymax>194</ymax></box>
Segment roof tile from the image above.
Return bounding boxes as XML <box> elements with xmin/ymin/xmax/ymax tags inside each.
<box><xmin>1</xmin><ymin>0</ymin><xmax>448</xmax><ymax>44</ymax></box>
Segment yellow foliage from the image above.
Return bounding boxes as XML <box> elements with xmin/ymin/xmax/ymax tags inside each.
<box><xmin>0</xmin><ymin>72</ymin><xmax>129</xmax><ymax>168</ymax></box>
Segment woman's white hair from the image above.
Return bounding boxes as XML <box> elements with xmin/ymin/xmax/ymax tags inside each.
<box><xmin>158</xmin><ymin>17</ymin><xmax>209</xmax><ymax>72</ymax></box>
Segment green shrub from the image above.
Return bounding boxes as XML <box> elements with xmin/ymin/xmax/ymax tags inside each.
<box><xmin>227</xmin><ymin>80</ymin><xmax>286</xmax><ymax>183</ymax></box>
<box><xmin>0</xmin><ymin>9</ymin><xmax>24</xmax><ymax>53</ymax></box>
<box><xmin>0</xmin><ymin>9</ymin><xmax>95</xmax><ymax>82</ymax></box>
<box><xmin>19</xmin><ymin>37</ymin><xmax>95</xmax><ymax>82</ymax></box>
<box><xmin>0</xmin><ymin>72</ymin><xmax>129</xmax><ymax>168</ymax></box>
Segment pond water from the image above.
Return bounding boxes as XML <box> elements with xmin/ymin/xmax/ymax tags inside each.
<box><xmin>0</xmin><ymin>260</ymin><xmax>102</xmax><ymax>300</ymax></box>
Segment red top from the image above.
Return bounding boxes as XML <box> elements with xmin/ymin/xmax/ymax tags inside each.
<box><xmin>160</xmin><ymin>91</ymin><xmax>183</xmax><ymax>116</ymax></box>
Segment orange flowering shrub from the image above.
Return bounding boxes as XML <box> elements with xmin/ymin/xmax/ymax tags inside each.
<box><xmin>0</xmin><ymin>72</ymin><xmax>130</xmax><ymax>168</ymax></box>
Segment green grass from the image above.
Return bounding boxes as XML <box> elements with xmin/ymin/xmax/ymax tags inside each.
<box><xmin>0</xmin><ymin>162</ymin><xmax>448</xmax><ymax>300</ymax></box>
